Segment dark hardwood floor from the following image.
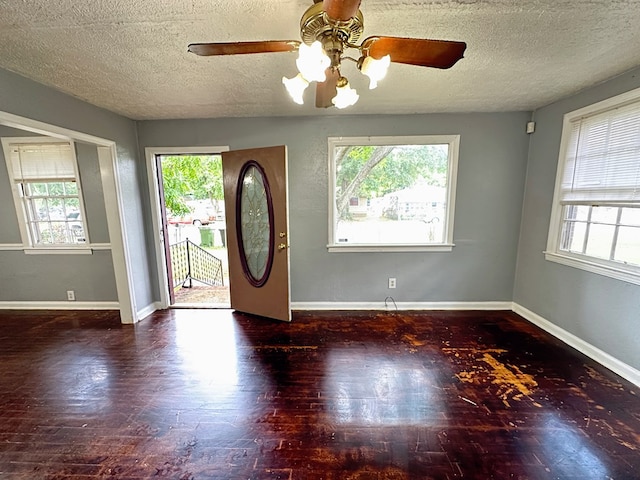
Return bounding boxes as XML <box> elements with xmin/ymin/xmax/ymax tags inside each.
<box><xmin>0</xmin><ymin>308</ymin><xmax>638</xmax><ymax>479</ymax></box>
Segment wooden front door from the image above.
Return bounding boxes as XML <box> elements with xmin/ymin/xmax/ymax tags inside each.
<box><xmin>154</xmin><ymin>154</ymin><xmax>176</xmax><ymax>305</ymax></box>
<box><xmin>222</xmin><ymin>145</ymin><xmax>290</xmax><ymax>321</ymax></box>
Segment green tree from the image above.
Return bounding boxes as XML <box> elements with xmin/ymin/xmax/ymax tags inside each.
<box><xmin>161</xmin><ymin>155</ymin><xmax>223</xmax><ymax>215</ymax></box>
<box><xmin>335</xmin><ymin>144</ymin><xmax>448</xmax><ymax>219</ymax></box>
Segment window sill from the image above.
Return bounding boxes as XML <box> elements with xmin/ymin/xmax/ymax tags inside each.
<box><xmin>544</xmin><ymin>251</ymin><xmax>640</xmax><ymax>286</ymax></box>
<box><xmin>24</xmin><ymin>247</ymin><xmax>94</xmax><ymax>255</ymax></box>
<box><xmin>328</xmin><ymin>243</ymin><xmax>455</xmax><ymax>253</ymax></box>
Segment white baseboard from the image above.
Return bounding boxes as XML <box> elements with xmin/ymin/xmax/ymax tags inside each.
<box><xmin>512</xmin><ymin>303</ymin><xmax>640</xmax><ymax>387</ymax></box>
<box><xmin>292</xmin><ymin>301</ymin><xmax>513</xmax><ymax>311</ymax></box>
<box><xmin>0</xmin><ymin>300</ymin><xmax>162</xmax><ymax>324</ymax></box>
<box><xmin>136</xmin><ymin>302</ymin><xmax>162</xmax><ymax>322</ymax></box>
<box><xmin>0</xmin><ymin>301</ymin><xmax>119</xmax><ymax>310</ymax></box>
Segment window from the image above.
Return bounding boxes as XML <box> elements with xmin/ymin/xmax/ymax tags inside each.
<box><xmin>546</xmin><ymin>88</ymin><xmax>640</xmax><ymax>284</ymax></box>
<box><xmin>1</xmin><ymin>137</ymin><xmax>89</xmax><ymax>250</ymax></box>
<box><xmin>328</xmin><ymin>135</ymin><xmax>459</xmax><ymax>252</ymax></box>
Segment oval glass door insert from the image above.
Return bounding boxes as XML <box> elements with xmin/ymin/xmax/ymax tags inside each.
<box><xmin>236</xmin><ymin>161</ymin><xmax>274</xmax><ymax>287</ymax></box>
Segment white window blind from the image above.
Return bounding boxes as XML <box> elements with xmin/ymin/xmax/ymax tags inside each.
<box><xmin>10</xmin><ymin>143</ymin><xmax>76</xmax><ymax>181</ymax></box>
<box><xmin>561</xmin><ymin>101</ymin><xmax>640</xmax><ymax>203</ymax></box>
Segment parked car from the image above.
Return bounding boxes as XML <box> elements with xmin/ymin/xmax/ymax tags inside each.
<box><xmin>167</xmin><ymin>207</ymin><xmax>214</xmax><ymax>226</ymax></box>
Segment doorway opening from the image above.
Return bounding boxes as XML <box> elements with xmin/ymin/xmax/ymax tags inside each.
<box><xmin>157</xmin><ymin>153</ymin><xmax>230</xmax><ymax>308</ymax></box>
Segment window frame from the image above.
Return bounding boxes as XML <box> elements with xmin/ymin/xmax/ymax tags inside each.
<box><xmin>1</xmin><ymin>136</ymin><xmax>91</xmax><ymax>254</ymax></box>
<box><xmin>327</xmin><ymin>135</ymin><xmax>460</xmax><ymax>253</ymax></box>
<box><xmin>545</xmin><ymin>87</ymin><xmax>640</xmax><ymax>285</ymax></box>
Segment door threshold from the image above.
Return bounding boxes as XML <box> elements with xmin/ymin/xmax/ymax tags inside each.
<box><xmin>170</xmin><ymin>303</ymin><xmax>231</xmax><ymax>309</ymax></box>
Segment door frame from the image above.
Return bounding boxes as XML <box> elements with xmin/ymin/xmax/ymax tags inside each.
<box><xmin>145</xmin><ymin>146</ymin><xmax>229</xmax><ymax>309</ymax></box>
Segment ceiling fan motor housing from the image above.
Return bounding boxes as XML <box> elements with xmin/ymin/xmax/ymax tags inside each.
<box><xmin>300</xmin><ymin>2</ymin><xmax>364</xmax><ymax>47</ymax></box>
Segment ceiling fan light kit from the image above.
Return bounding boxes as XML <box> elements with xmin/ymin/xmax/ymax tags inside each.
<box><xmin>295</xmin><ymin>41</ymin><xmax>331</xmax><ymax>82</ymax></box>
<box><xmin>188</xmin><ymin>0</ymin><xmax>467</xmax><ymax>109</ymax></box>
<box><xmin>332</xmin><ymin>76</ymin><xmax>359</xmax><ymax>109</ymax></box>
<box><xmin>281</xmin><ymin>73</ymin><xmax>309</xmax><ymax>105</ymax></box>
<box><xmin>359</xmin><ymin>54</ymin><xmax>391</xmax><ymax>89</ymax></box>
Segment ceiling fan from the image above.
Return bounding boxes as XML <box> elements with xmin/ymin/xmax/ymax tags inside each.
<box><xmin>188</xmin><ymin>0</ymin><xmax>466</xmax><ymax>109</ymax></box>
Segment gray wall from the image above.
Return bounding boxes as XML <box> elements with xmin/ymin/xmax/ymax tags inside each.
<box><xmin>0</xmin><ymin>251</ymin><xmax>118</xmax><ymax>302</ymax></box>
<box><xmin>138</xmin><ymin>112</ymin><xmax>531</xmax><ymax>303</ymax></box>
<box><xmin>0</xmin><ymin>127</ymin><xmax>31</xmax><ymax>244</ymax></box>
<box><xmin>0</xmin><ymin>68</ymin><xmax>155</xmax><ymax>310</ymax></box>
<box><xmin>514</xmin><ymin>66</ymin><xmax>640</xmax><ymax>371</ymax></box>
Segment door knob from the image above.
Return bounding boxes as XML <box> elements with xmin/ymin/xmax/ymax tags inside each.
<box><xmin>278</xmin><ymin>243</ymin><xmax>287</xmax><ymax>251</ymax></box>
<box><xmin>279</xmin><ymin>232</ymin><xmax>286</xmax><ymax>238</ymax></box>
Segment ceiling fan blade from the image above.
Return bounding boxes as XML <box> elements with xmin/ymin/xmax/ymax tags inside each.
<box><xmin>322</xmin><ymin>0</ymin><xmax>362</xmax><ymax>21</ymax></box>
<box><xmin>188</xmin><ymin>40</ymin><xmax>300</xmax><ymax>56</ymax></box>
<box><xmin>361</xmin><ymin>36</ymin><xmax>466</xmax><ymax>69</ymax></box>
<box><xmin>316</xmin><ymin>68</ymin><xmax>340</xmax><ymax>108</ymax></box>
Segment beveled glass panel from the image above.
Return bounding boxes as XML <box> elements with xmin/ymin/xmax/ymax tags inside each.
<box><xmin>239</xmin><ymin>164</ymin><xmax>272</xmax><ymax>284</ymax></box>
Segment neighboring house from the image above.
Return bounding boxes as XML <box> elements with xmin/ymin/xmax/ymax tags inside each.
<box><xmin>346</xmin><ymin>196</ymin><xmax>369</xmax><ymax>218</ymax></box>
<box><xmin>382</xmin><ymin>185</ymin><xmax>445</xmax><ymax>222</ymax></box>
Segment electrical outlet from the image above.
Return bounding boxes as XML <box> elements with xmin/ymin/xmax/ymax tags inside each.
<box><xmin>66</xmin><ymin>290</ymin><xmax>75</xmax><ymax>301</ymax></box>
<box><xmin>388</xmin><ymin>277</ymin><xmax>396</xmax><ymax>289</ymax></box>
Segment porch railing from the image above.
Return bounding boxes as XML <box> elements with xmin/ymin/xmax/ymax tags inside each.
<box><xmin>169</xmin><ymin>239</ymin><xmax>224</xmax><ymax>289</ymax></box>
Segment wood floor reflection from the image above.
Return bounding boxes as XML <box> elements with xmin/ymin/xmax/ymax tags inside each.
<box><xmin>0</xmin><ymin>309</ymin><xmax>638</xmax><ymax>479</ymax></box>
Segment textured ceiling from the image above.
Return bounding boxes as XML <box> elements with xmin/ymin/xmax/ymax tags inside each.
<box><xmin>1</xmin><ymin>0</ymin><xmax>640</xmax><ymax>120</ymax></box>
